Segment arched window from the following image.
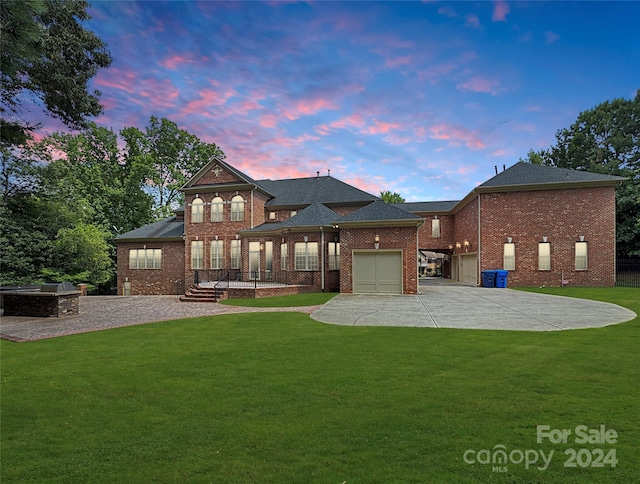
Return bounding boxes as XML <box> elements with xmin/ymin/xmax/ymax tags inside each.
<box><xmin>231</xmin><ymin>195</ymin><xmax>245</xmax><ymax>221</ymax></box>
<box><xmin>191</xmin><ymin>197</ymin><xmax>204</xmax><ymax>223</ymax></box>
<box><xmin>211</xmin><ymin>196</ymin><xmax>223</xmax><ymax>222</ymax></box>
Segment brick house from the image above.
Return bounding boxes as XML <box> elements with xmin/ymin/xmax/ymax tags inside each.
<box><xmin>116</xmin><ymin>159</ymin><xmax>624</xmax><ymax>295</ymax></box>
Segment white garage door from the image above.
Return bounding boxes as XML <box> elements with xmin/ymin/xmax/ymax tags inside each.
<box><xmin>353</xmin><ymin>251</ymin><xmax>403</xmax><ymax>294</ymax></box>
<box><xmin>459</xmin><ymin>253</ymin><xmax>478</xmax><ymax>285</ymax></box>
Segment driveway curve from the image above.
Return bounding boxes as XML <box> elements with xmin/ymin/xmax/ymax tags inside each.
<box><xmin>310</xmin><ymin>286</ymin><xmax>636</xmax><ymax>331</ymax></box>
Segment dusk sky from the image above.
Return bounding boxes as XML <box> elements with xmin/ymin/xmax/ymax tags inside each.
<box><xmin>65</xmin><ymin>1</ymin><xmax>640</xmax><ymax>201</ymax></box>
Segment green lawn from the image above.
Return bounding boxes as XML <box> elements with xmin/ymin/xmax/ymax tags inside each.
<box><xmin>1</xmin><ymin>288</ymin><xmax>638</xmax><ymax>483</ymax></box>
<box><xmin>220</xmin><ymin>291</ymin><xmax>338</xmax><ymax>307</ymax></box>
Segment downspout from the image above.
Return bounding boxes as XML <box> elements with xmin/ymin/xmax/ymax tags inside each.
<box><xmin>477</xmin><ymin>191</ymin><xmax>481</xmax><ymax>286</ymax></box>
<box><xmin>321</xmin><ymin>226</ymin><xmax>325</xmax><ymax>292</ymax></box>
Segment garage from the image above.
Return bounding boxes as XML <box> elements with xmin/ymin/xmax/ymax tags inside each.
<box><xmin>458</xmin><ymin>253</ymin><xmax>478</xmax><ymax>285</ymax></box>
<box><xmin>353</xmin><ymin>251</ymin><xmax>403</xmax><ymax>294</ymax></box>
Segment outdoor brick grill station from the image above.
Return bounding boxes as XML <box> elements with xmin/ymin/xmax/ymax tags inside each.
<box><xmin>2</xmin><ymin>282</ymin><xmax>80</xmax><ymax>318</ymax></box>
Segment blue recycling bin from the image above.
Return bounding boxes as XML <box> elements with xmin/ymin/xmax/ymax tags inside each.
<box><xmin>482</xmin><ymin>270</ymin><xmax>496</xmax><ymax>288</ymax></box>
<box><xmin>495</xmin><ymin>270</ymin><xmax>509</xmax><ymax>288</ymax></box>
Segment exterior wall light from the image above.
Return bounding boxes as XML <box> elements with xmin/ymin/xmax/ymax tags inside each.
<box><xmin>374</xmin><ymin>234</ymin><xmax>380</xmax><ymax>250</ymax></box>
<box><xmin>456</xmin><ymin>242</ymin><xmax>461</xmax><ymax>249</ymax></box>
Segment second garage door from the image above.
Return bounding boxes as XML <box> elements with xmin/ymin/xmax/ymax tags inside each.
<box><xmin>353</xmin><ymin>251</ymin><xmax>403</xmax><ymax>294</ymax></box>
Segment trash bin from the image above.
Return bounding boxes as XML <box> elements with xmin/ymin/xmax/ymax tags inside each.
<box><xmin>482</xmin><ymin>270</ymin><xmax>496</xmax><ymax>288</ymax></box>
<box><xmin>495</xmin><ymin>270</ymin><xmax>509</xmax><ymax>288</ymax></box>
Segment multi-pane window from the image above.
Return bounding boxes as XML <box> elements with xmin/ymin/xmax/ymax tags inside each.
<box><xmin>265</xmin><ymin>241</ymin><xmax>273</xmax><ymax>272</ymax></box>
<box><xmin>191</xmin><ymin>240</ymin><xmax>204</xmax><ymax>270</ymax></box>
<box><xmin>575</xmin><ymin>241</ymin><xmax>588</xmax><ymax>270</ymax></box>
<box><xmin>431</xmin><ymin>218</ymin><xmax>441</xmax><ymax>238</ymax></box>
<box><xmin>328</xmin><ymin>242</ymin><xmax>340</xmax><ymax>270</ymax></box>
<box><xmin>191</xmin><ymin>197</ymin><xmax>204</xmax><ymax>223</ymax></box>
<box><xmin>538</xmin><ymin>242</ymin><xmax>551</xmax><ymax>271</ymax></box>
<box><xmin>281</xmin><ymin>243</ymin><xmax>288</xmax><ymax>270</ymax></box>
<box><xmin>210</xmin><ymin>240</ymin><xmax>224</xmax><ymax>269</ymax></box>
<box><xmin>503</xmin><ymin>242</ymin><xmax>516</xmax><ymax>271</ymax></box>
<box><xmin>129</xmin><ymin>248</ymin><xmax>162</xmax><ymax>269</ymax></box>
<box><xmin>231</xmin><ymin>240</ymin><xmax>241</xmax><ymax>269</ymax></box>
<box><xmin>211</xmin><ymin>196</ymin><xmax>223</xmax><ymax>222</ymax></box>
<box><xmin>295</xmin><ymin>242</ymin><xmax>319</xmax><ymax>270</ymax></box>
<box><xmin>231</xmin><ymin>195</ymin><xmax>245</xmax><ymax>221</ymax></box>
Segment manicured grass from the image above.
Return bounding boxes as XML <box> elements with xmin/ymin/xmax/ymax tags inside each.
<box><xmin>1</xmin><ymin>288</ymin><xmax>638</xmax><ymax>482</ymax></box>
<box><xmin>220</xmin><ymin>291</ymin><xmax>338</xmax><ymax>307</ymax></box>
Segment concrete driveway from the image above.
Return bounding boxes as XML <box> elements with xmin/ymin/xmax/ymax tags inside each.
<box><xmin>310</xmin><ymin>286</ymin><xmax>636</xmax><ymax>331</ymax></box>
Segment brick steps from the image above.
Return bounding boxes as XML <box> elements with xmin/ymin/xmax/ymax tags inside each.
<box><xmin>179</xmin><ymin>285</ymin><xmax>227</xmax><ymax>303</ymax></box>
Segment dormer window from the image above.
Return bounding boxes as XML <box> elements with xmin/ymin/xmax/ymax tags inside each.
<box><xmin>290</xmin><ymin>210</ymin><xmax>297</xmax><ymax>217</ymax></box>
<box><xmin>269</xmin><ymin>212</ymin><xmax>276</xmax><ymax>220</ymax></box>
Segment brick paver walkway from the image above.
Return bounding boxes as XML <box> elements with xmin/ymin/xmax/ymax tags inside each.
<box><xmin>0</xmin><ymin>296</ymin><xmax>320</xmax><ymax>342</ymax></box>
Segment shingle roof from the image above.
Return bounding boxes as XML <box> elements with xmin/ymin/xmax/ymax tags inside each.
<box><xmin>340</xmin><ymin>200</ymin><xmax>423</xmax><ymax>224</ymax></box>
<box><xmin>117</xmin><ymin>216</ymin><xmax>184</xmax><ymax>241</ymax></box>
<box><xmin>257</xmin><ymin>176</ymin><xmax>378</xmax><ymax>207</ymax></box>
<box><xmin>478</xmin><ymin>162</ymin><xmax>626</xmax><ymax>189</ymax></box>
<box><xmin>393</xmin><ymin>201</ymin><xmax>460</xmax><ymax>213</ymax></box>
<box><xmin>243</xmin><ymin>202</ymin><xmax>342</xmax><ymax>233</ymax></box>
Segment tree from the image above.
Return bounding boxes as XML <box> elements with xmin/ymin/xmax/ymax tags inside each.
<box><xmin>38</xmin><ymin>123</ymin><xmax>154</xmax><ymax>234</ymax></box>
<box><xmin>1</xmin><ymin>0</ymin><xmax>112</xmax><ymax>147</ymax></box>
<box><xmin>121</xmin><ymin>116</ymin><xmax>225</xmax><ymax>219</ymax></box>
<box><xmin>521</xmin><ymin>90</ymin><xmax>640</xmax><ymax>256</ymax></box>
<box><xmin>44</xmin><ymin>223</ymin><xmax>113</xmax><ymax>286</ymax></box>
<box><xmin>380</xmin><ymin>190</ymin><xmax>405</xmax><ymax>203</ymax></box>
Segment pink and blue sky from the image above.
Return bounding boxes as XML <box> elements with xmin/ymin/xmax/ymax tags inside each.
<box><xmin>78</xmin><ymin>1</ymin><xmax>640</xmax><ymax>200</ymax></box>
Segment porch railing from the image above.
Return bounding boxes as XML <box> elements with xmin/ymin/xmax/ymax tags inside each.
<box><xmin>195</xmin><ymin>269</ymin><xmax>316</xmax><ymax>288</ymax></box>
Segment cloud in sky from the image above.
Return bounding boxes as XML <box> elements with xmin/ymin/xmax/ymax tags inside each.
<box><xmin>36</xmin><ymin>0</ymin><xmax>635</xmax><ymax>202</ymax></box>
<box><xmin>492</xmin><ymin>1</ymin><xmax>510</xmax><ymax>22</ymax></box>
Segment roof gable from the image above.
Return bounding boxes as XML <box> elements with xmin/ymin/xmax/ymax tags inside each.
<box><xmin>478</xmin><ymin>162</ymin><xmax>626</xmax><ymax>191</ymax></box>
<box><xmin>182</xmin><ymin>156</ymin><xmax>264</xmax><ymax>191</ymax></box>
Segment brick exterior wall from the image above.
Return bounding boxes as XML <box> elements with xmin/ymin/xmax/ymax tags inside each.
<box><xmin>479</xmin><ymin>186</ymin><xmax>617</xmax><ymax>287</ymax></box>
<box><xmin>117</xmin><ymin>160</ymin><xmax>618</xmax><ymax>295</ymax></box>
<box><xmin>117</xmin><ymin>241</ymin><xmax>185</xmax><ymax>295</ymax></box>
<box><xmin>416</xmin><ymin>214</ymin><xmax>455</xmax><ymax>250</ymax></box>
<box><xmin>339</xmin><ymin>226</ymin><xmax>419</xmax><ymax>294</ymax></box>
